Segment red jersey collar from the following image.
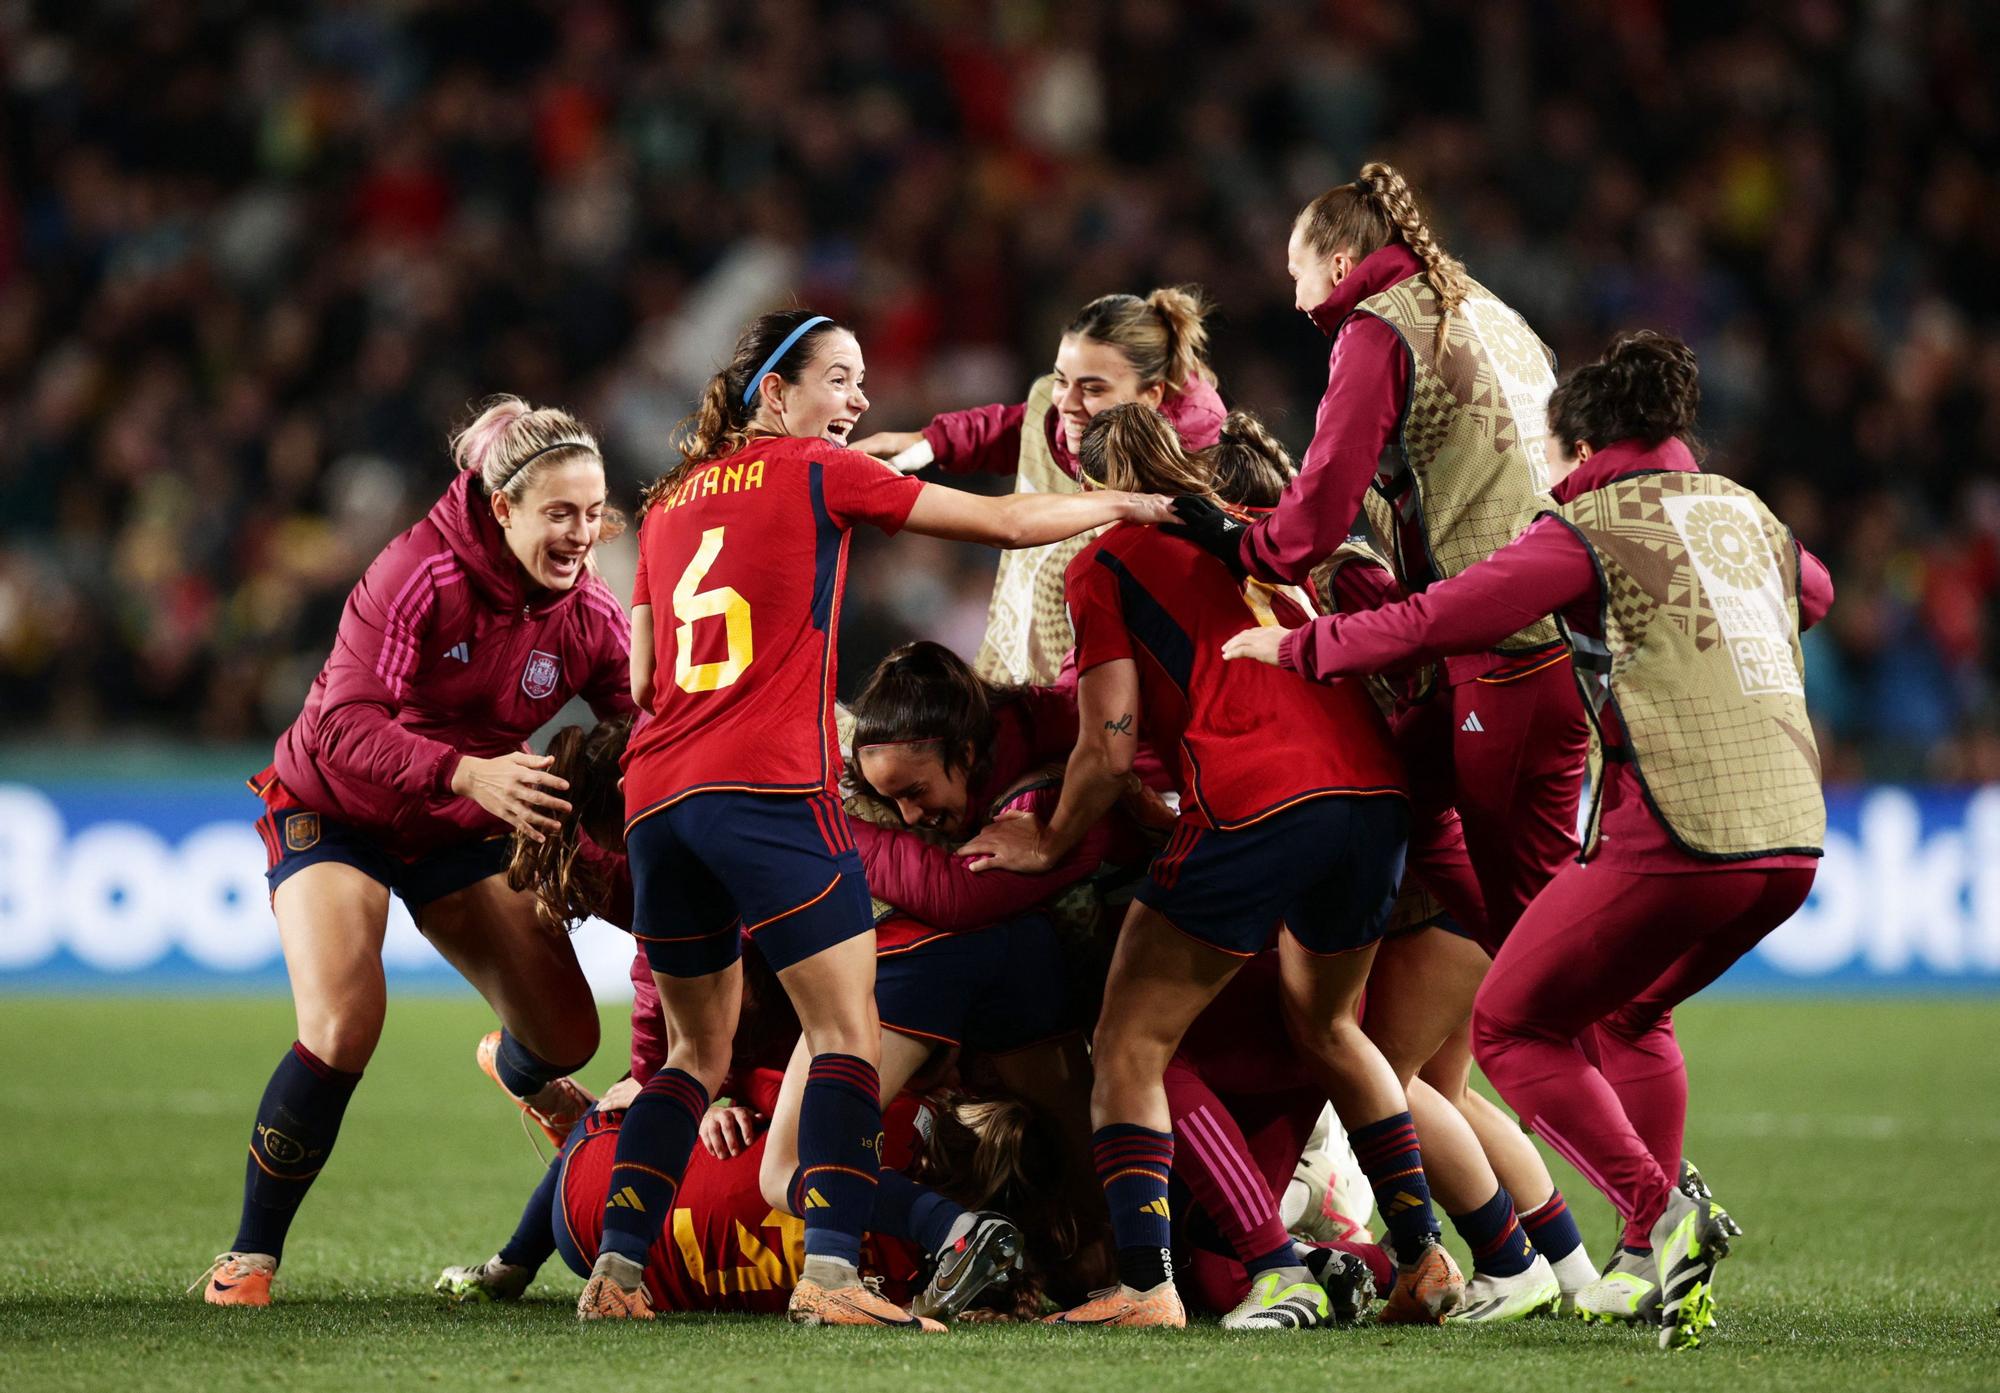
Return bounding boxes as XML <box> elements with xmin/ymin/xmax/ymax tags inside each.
<box><xmin>1550</xmin><ymin>436</ymin><xmax>1699</xmax><ymax>504</ymax></box>
<box><xmin>1306</xmin><ymin>242</ymin><xmax>1425</xmax><ymax>337</ymax></box>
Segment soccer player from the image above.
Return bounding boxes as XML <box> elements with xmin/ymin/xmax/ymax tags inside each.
<box><xmin>1171</xmin><ymin>162</ymin><xmax>1589</xmax><ymax>947</ymax></box>
<box><xmin>586</xmin><ymin>309</ymin><xmax>1171</xmax><ymax>1327</ymax></box>
<box><xmin>852</xmin><ymin>288</ymin><xmax>1224</xmax><ymax>684</ymax></box>
<box><xmin>1224</xmin><ymin>332</ymin><xmax>1832</xmax><ymax>1350</ymax></box>
<box><xmin>196</xmin><ymin>398</ymin><xmax>633</xmax><ymax>1307</ymax></box>
<box><xmin>964</xmin><ymin>404</ymin><xmax>1463</xmax><ymax>1329</ymax></box>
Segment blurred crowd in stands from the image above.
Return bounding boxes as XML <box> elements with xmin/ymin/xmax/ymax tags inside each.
<box><xmin>1</xmin><ymin>1</ymin><xmax>1997</xmax><ymax>781</ymax></box>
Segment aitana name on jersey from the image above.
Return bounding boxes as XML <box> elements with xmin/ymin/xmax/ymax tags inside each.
<box><xmin>657</xmin><ymin>459</ymin><xmax>769</xmax><ymax>512</ymax></box>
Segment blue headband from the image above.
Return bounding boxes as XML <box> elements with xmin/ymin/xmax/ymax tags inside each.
<box><xmin>743</xmin><ymin>315</ymin><xmax>832</xmax><ymax>407</ymax></box>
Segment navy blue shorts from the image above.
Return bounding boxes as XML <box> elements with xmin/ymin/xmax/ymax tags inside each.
<box><xmin>875</xmin><ymin>915</ymin><xmax>1069</xmax><ymax>1054</ymax></box>
<box><xmin>1137</xmin><ymin>796</ymin><xmax>1410</xmax><ymax>957</ymax></box>
<box><xmin>626</xmin><ymin>789</ymin><xmax>873</xmax><ymax>978</ymax></box>
<box><xmin>256</xmin><ymin>805</ymin><xmax>511</xmax><ymax>911</ymax></box>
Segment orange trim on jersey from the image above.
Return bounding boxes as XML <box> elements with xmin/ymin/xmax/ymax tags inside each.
<box><xmin>1100</xmin><ymin>1166</ymin><xmax>1171</xmax><ymax>1186</ymax></box>
<box><xmin>1280</xmin><ymin>923</ymin><xmax>1382</xmax><ymax>958</ymax></box>
<box><xmin>247</xmin><ymin>772</ymin><xmax>280</xmax><ymax>798</ymax></box>
<box><xmin>1203</xmin><ymin>784</ymin><xmax>1407</xmax><ymax>833</ymax></box>
<box><xmin>623</xmin><ymin>782</ymin><xmax>827</xmax><ymax>836</ymax></box>
<box><xmin>796</xmin><ymin>1163</ymin><xmax>880</xmax><ymax>1187</ymax></box>
<box><xmin>741</xmin><ymin>874</ymin><xmax>842</xmax><ymax>935</ymax></box>
<box><xmin>1474</xmin><ymin>649</ymin><xmax>1570</xmax><ymax>685</ymax></box>
<box><xmin>880</xmin><ymin>1020</ymin><xmax>960</xmax><ymax>1047</ymax></box>
<box><xmin>1141</xmin><ymin>904</ymin><xmax>1260</xmax><ymax>960</ymax></box>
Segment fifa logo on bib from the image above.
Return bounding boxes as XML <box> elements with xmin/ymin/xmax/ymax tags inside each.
<box><xmin>1662</xmin><ymin>495</ymin><xmax>1803</xmax><ymax>699</ymax></box>
<box><xmin>521</xmin><ymin>650</ymin><xmax>561</xmax><ymax>700</ymax></box>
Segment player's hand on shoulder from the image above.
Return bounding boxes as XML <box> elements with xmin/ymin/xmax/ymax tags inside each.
<box><xmin>958</xmin><ymin>808</ymin><xmax>1054</xmax><ymax>873</ymax></box>
<box><xmin>850</xmin><ymin>430</ymin><xmax>926</xmax><ymax>468</ymax></box>
<box><xmin>1221</xmin><ymin>626</ymin><xmax>1289</xmax><ymax>667</ymax></box>
<box><xmin>1163</xmin><ymin>494</ymin><xmax>1248</xmax><ymax>574</ymax></box>
<box><xmin>1120</xmin><ymin>493</ymin><xmax>1178</xmax><ymax>526</ymax></box>
<box><xmin>699</xmin><ymin>1103</ymin><xmax>761</xmax><ymax>1158</ymax></box>
<box><xmin>450</xmin><ymin>751</ymin><xmax>572</xmax><ymax>842</ymax></box>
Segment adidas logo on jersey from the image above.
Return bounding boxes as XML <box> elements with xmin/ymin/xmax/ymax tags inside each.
<box><xmin>444</xmin><ymin>642</ymin><xmax>470</xmax><ymax>663</ymax></box>
<box><xmin>1461</xmin><ymin>711</ymin><xmax>1485</xmax><ymax>733</ymax></box>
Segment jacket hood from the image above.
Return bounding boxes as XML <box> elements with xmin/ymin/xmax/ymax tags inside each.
<box><xmin>1307</xmin><ymin>242</ymin><xmax>1425</xmax><ymax>337</ymax></box>
<box><xmin>1048</xmin><ymin>371</ymin><xmax>1229</xmax><ymax>472</ymax></box>
<box><xmin>428</xmin><ymin>471</ymin><xmax>578</xmax><ymax>615</ymax></box>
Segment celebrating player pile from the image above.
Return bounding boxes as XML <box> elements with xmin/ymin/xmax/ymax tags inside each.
<box><xmin>208</xmin><ymin>162</ymin><xmax>1826</xmax><ymax>1354</ymax></box>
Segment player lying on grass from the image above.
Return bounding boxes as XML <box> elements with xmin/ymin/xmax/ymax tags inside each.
<box><xmin>199</xmin><ymin>397</ymin><xmax>633</xmax><ymax>1308</ymax></box>
<box><xmin>963</xmin><ymin>405</ymin><xmax>1461</xmax><ymax>1329</ymax></box>
<box><xmin>1224</xmin><ymin>332</ymin><xmax>1832</xmax><ymax>1350</ymax></box>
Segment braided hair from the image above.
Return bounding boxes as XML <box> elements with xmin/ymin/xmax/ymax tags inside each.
<box><xmin>1295</xmin><ymin>161</ymin><xmax>1471</xmax><ymax>363</ymax></box>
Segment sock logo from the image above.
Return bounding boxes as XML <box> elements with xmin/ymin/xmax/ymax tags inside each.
<box><xmin>1385</xmin><ymin>1190</ymin><xmax>1425</xmax><ymax>1215</ymax></box>
<box><xmin>1461</xmin><ymin>711</ymin><xmax>1485</xmax><ymax>733</ymax></box>
<box><xmin>255</xmin><ymin>1124</ymin><xmax>304</xmax><ymax>1166</ymax></box>
<box><xmin>1159</xmin><ymin>1247</ymin><xmax>1175</xmax><ymax>1283</ymax></box>
<box><xmin>802</xmin><ymin>1188</ymin><xmax>831</xmax><ymax>1210</ymax></box>
<box><xmin>861</xmin><ymin>1130</ymin><xmax>886</xmax><ymax>1161</ymax></box>
<box><xmin>608</xmin><ymin>1185</ymin><xmax>646</xmax><ymax>1212</ymax></box>
<box><xmin>1138</xmin><ymin>1197</ymin><xmax>1172</xmax><ymax>1219</ymax></box>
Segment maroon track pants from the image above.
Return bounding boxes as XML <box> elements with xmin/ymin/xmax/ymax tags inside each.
<box><xmin>1470</xmin><ymin>861</ymin><xmax>1815</xmax><ymax>1246</ymax></box>
<box><xmin>1397</xmin><ymin>655</ymin><xmax>1590</xmax><ymax>950</ymax></box>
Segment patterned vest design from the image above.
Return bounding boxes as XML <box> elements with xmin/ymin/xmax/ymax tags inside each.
<box><xmin>1353</xmin><ymin>274</ymin><xmax>1562</xmax><ymax>652</ymax></box>
<box><xmin>973</xmin><ymin>375</ymin><xmax>1102</xmax><ymax>685</ymax></box>
<box><xmin>1550</xmin><ymin>471</ymin><xmax>1825</xmax><ymax>861</ymax></box>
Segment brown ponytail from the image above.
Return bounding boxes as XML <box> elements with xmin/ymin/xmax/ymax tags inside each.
<box><xmin>505</xmin><ymin>717</ymin><xmax>632</xmax><ymax>931</ymax></box>
<box><xmin>1077</xmin><ymin>401</ymin><xmax>1214</xmax><ymax>498</ymax></box>
<box><xmin>1296</xmin><ymin>161</ymin><xmax>1471</xmax><ymax>363</ymax></box>
<box><xmin>1204</xmin><ymin>410</ymin><xmax>1295</xmax><ymax>509</ymax></box>
<box><xmin>1066</xmin><ymin>286</ymin><xmax>1215</xmax><ymax>395</ymax></box>
<box><xmin>641</xmin><ymin>310</ymin><xmax>848</xmax><ymax>518</ymax></box>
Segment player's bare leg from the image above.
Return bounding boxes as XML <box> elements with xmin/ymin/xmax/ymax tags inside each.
<box><xmin>200</xmin><ymin>862</ymin><xmax>390</xmax><ymax>1307</ymax></box>
<box><xmin>1276</xmin><ymin>934</ymin><xmax>1463</xmax><ymax>1324</ymax></box>
<box><xmin>421</xmin><ymin>874</ymin><xmax>598</xmax><ymax>1145</ymax></box>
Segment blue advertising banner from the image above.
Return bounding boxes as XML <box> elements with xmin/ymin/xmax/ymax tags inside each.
<box><xmin>1</xmin><ymin>779</ymin><xmax>1997</xmax><ymax>992</ymax></box>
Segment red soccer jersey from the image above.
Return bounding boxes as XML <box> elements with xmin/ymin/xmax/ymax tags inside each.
<box><xmin>623</xmin><ymin>437</ymin><xmax>923</xmax><ymax>822</ymax></box>
<box><xmin>1065</xmin><ymin>524</ymin><xmax>1404</xmax><ymax>830</ymax></box>
<box><xmin>559</xmin><ymin>1107</ymin><xmax>924</xmax><ymax>1313</ymax></box>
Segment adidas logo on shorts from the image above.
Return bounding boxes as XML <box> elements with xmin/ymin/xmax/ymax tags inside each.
<box><xmin>1461</xmin><ymin>711</ymin><xmax>1485</xmax><ymax>733</ymax></box>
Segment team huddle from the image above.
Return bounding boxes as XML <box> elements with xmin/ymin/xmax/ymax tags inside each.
<box><xmin>197</xmin><ymin>163</ymin><xmax>1830</xmax><ymax>1353</ymax></box>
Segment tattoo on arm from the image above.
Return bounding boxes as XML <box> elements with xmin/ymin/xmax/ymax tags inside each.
<box><xmin>1103</xmin><ymin>713</ymin><xmax>1134</xmax><ymax>736</ymax></box>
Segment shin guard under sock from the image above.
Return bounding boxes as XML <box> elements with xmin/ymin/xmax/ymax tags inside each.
<box><xmin>599</xmin><ymin>1068</ymin><xmax>707</xmax><ymax>1266</ymax></box>
<box><xmin>233</xmin><ymin>1042</ymin><xmax>361</xmax><ymax>1262</ymax></box>
<box><xmin>1094</xmin><ymin>1123</ymin><xmax>1176</xmax><ymax>1290</ymax></box>
<box><xmin>1347</xmin><ymin>1112</ymin><xmax>1442</xmax><ymax>1262</ymax></box>
<box><xmin>791</xmin><ymin>1055</ymin><xmax>883</xmax><ymax>1267</ymax></box>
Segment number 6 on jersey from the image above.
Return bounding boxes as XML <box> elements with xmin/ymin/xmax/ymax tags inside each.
<box><xmin>672</xmin><ymin>527</ymin><xmax>753</xmax><ymax>692</ymax></box>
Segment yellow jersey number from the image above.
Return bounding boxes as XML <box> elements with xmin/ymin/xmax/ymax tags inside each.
<box><xmin>672</xmin><ymin>527</ymin><xmax>754</xmax><ymax>693</ymax></box>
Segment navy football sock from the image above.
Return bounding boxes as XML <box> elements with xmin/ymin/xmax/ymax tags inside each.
<box><xmin>599</xmin><ymin>1069</ymin><xmax>707</xmax><ymax>1267</ymax></box>
<box><xmin>790</xmin><ymin>1055</ymin><xmax>883</xmax><ymax>1267</ymax></box>
<box><xmin>497</xmin><ymin>1159</ymin><xmax>562</xmax><ymax>1272</ymax></box>
<box><xmin>1450</xmin><ymin>1186</ymin><xmax>1536</xmax><ymax>1278</ymax></box>
<box><xmin>232</xmin><ymin>1042</ymin><xmax>361</xmax><ymax>1262</ymax></box>
<box><xmin>872</xmin><ymin>1169</ymin><xmax>967</xmax><ymax>1254</ymax></box>
<box><xmin>493</xmin><ymin>1029</ymin><xmax>579</xmax><ymax>1100</ymax></box>
<box><xmin>1518</xmin><ymin>1188</ymin><xmax>1585</xmax><ymax>1263</ymax></box>
<box><xmin>1347</xmin><ymin>1112</ymin><xmax>1443</xmax><ymax>1262</ymax></box>
<box><xmin>1244</xmin><ymin>1239</ymin><xmax>1302</xmax><ymax>1278</ymax></box>
<box><xmin>1094</xmin><ymin>1123</ymin><xmax>1175</xmax><ymax>1291</ymax></box>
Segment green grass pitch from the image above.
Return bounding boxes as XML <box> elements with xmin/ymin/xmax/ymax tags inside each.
<box><xmin>1</xmin><ymin>996</ymin><xmax>1994</xmax><ymax>1391</ymax></box>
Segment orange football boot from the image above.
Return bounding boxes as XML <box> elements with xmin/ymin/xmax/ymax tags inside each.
<box><xmin>1044</xmin><ymin>1282</ymin><xmax>1187</xmax><ymax>1328</ymax></box>
<box><xmin>191</xmin><ymin>1252</ymin><xmax>275</xmax><ymax>1308</ymax></box>
<box><xmin>577</xmin><ymin>1272</ymin><xmax>657</xmax><ymax>1321</ymax></box>
<box><xmin>476</xmin><ymin>1030</ymin><xmax>595</xmax><ymax>1148</ymax></box>
<box><xmin>1377</xmin><ymin>1242</ymin><xmax>1465</xmax><ymax>1324</ymax></box>
<box><xmin>788</xmin><ymin>1278</ymin><xmax>947</xmax><ymax>1330</ymax></box>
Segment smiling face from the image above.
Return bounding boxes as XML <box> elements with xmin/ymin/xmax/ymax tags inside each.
<box><xmin>492</xmin><ymin>455</ymin><xmax>609</xmax><ymax>590</ymax></box>
<box><xmin>755</xmin><ymin>328</ymin><xmax>870</xmax><ymax>446</ymax></box>
<box><xmin>856</xmin><ymin>741</ymin><xmax>975</xmax><ymax>838</ymax></box>
<box><xmin>1286</xmin><ymin>219</ymin><xmax>1350</xmax><ymax>314</ymax></box>
<box><xmin>1052</xmin><ymin>333</ymin><xmax>1165</xmax><ymax>457</ymax></box>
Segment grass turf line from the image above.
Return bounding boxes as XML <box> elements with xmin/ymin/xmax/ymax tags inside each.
<box><xmin>0</xmin><ymin>996</ymin><xmax>1994</xmax><ymax>1392</ymax></box>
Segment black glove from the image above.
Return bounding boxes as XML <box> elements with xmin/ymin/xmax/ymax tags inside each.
<box><xmin>1163</xmin><ymin>495</ymin><xmax>1249</xmax><ymax>577</ymax></box>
